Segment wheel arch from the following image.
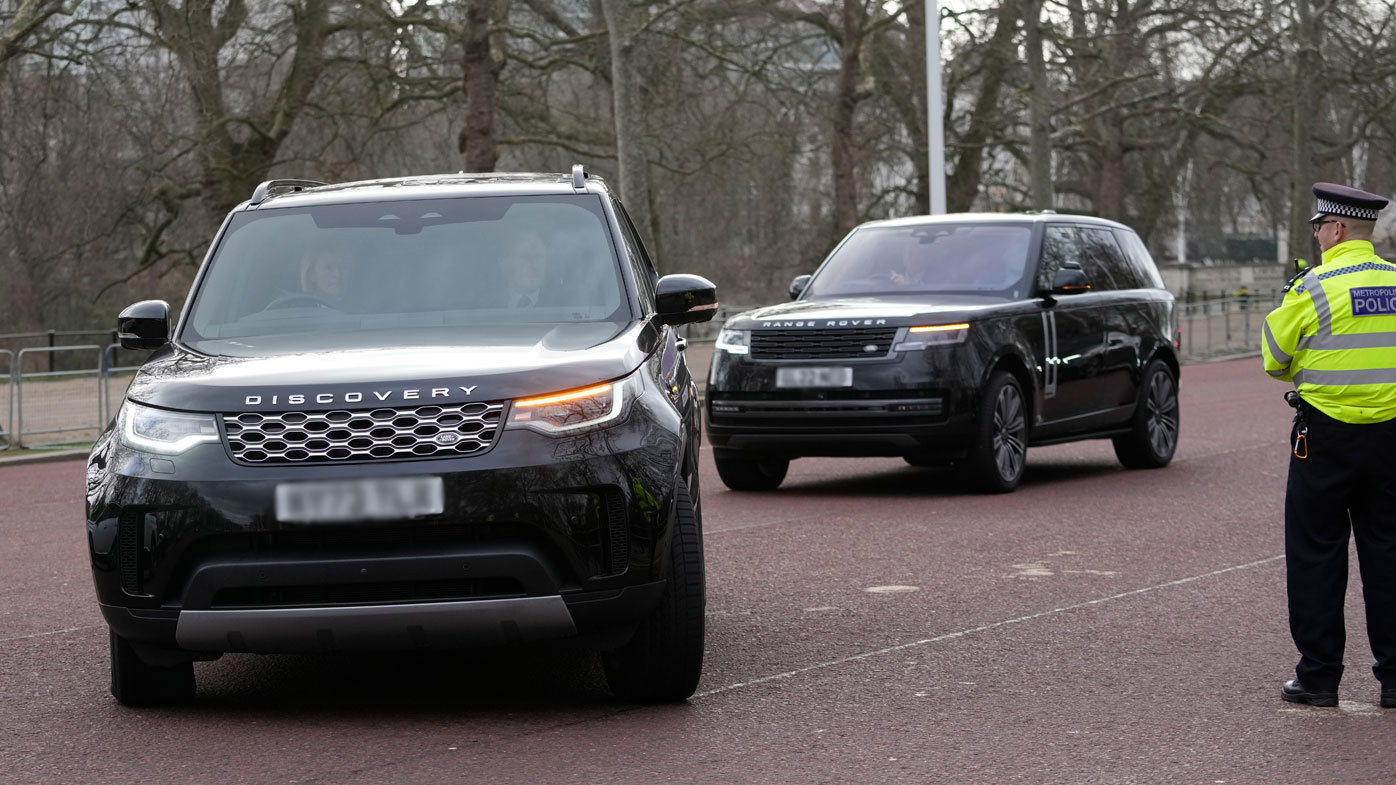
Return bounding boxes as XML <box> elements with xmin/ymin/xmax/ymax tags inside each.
<box><xmin>984</xmin><ymin>349</ymin><xmax>1037</xmax><ymax>430</ymax></box>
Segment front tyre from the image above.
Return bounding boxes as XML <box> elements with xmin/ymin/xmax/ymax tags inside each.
<box><xmin>109</xmin><ymin>631</ymin><xmax>196</xmax><ymax>706</ymax></box>
<box><xmin>713</xmin><ymin>450</ymin><xmax>789</xmax><ymax>491</ymax></box>
<box><xmin>603</xmin><ymin>484</ymin><xmax>705</xmax><ymax>702</ymax></box>
<box><xmin>957</xmin><ymin>371</ymin><xmax>1028</xmax><ymax>493</ymax></box>
<box><xmin>1112</xmin><ymin>359</ymin><xmax>1179</xmax><ymax>469</ymax></box>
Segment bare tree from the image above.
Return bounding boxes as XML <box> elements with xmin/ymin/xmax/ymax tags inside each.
<box><xmin>0</xmin><ymin>0</ymin><xmax>64</xmax><ymax>66</ymax></box>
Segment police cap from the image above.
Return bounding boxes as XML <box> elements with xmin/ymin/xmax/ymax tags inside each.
<box><xmin>1310</xmin><ymin>182</ymin><xmax>1389</xmax><ymax>222</ymax></box>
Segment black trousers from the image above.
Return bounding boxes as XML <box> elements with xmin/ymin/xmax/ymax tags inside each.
<box><xmin>1286</xmin><ymin>407</ymin><xmax>1396</xmax><ymax>691</ymax></box>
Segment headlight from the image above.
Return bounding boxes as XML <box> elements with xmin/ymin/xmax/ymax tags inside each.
<box><xmin>120</xmin><ymin>401</ymin><xmax>221</xmax><ymax>454</ymax></box>
<box><xmin>893</xmin><ymin>322</ymin><xmax>970</xmax><ymax>351</ymax></box>
<box><xmin>715</xmin><ymin>328</ymin><xmax>750</xmax><ymax>355</ymax></box>
<box><xmin>508</xmin><ymin>377</ymin><xmax>629</xmax><ymax>434</ymax></box>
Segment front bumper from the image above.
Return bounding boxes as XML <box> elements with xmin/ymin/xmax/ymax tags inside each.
<box><xmin>87</xmin><ymin>397</ymin><xmax>686</xmax><ymax>653</ymax></box>
<box><xmin>705</xmin><ymin>346</ymin><xmax>981</xmax><ymax>457</ymax></box>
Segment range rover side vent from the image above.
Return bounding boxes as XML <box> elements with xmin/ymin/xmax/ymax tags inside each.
<box><xmin>750</xmin><ymin>328</ymin><xmax>899</xmax><ymax>360</ymax></box>
<box><xmin>223</xmin><ymin>401</ymin><xmax>505</xmax><ymax>465</ymax></box>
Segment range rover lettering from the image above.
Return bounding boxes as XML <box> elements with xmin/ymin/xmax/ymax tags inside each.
<box><xmin>706</xmin><ymin>213</ymin><xmax>1180</xmax><ymax>493</ymax></box>
<box><xmin>87</xmin><ymin>167</ymin><xmax>716</xmax><ymax>705</ymax></box>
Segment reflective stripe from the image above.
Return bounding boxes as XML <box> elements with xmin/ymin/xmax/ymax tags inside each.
<box><xmin>1293</xmin><ymin>368</ymin><xmax>1396</xmax><ymax>386</ymax></box>
<box><xmin>1308</xmin><ymin>279</ymin><xmax>1332</xmax><ymax>335</ymax></box>
<box><xmin>1297</xmin><ymin>331</ymin><xmax>1396</xmax><ymax>352</ymax></box>
<box><xmin>1268</xmin><ymin>368</ymin><xmax>1289</xmax><ymax>378</ymax></box>
<box><xmin>1263</xmin><ymin>323</ymin><xmax>1292</xmax><ymax>365</ymax></box>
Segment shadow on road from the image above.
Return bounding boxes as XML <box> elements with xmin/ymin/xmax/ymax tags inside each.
<box><xmin>772</xmin><ymin>459</ymin><xmax>1125</xmax><ymax>497</ymax></box>
<box><xmin>181</xmin><ymin>644</ymin><xmax>661</xmax><ymax>717</ymax></box>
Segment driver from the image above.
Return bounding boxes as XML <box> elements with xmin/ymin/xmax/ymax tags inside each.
<box><xmin>888</xmin><ymin>244</ymin><xmax>934</xmax><ymax>288</ymax></box>
<box><xmin>498</xmin><ymin>230</ymin><xmax>552</xmax><ymax>308</ymax></box>
<box><xmin>298</xmin><ymin>244</ymin><xmax>357</xmax><ymax>307</ymax></box>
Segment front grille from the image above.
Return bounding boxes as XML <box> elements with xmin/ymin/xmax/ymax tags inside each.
<box><xmin>750</xmin><ymin>328</ymin><xmax>899</xmax><ymax>360</ymax></box>
<box><xmin>223</xmin><ymin>401</ymin><xmax>504</xmax><ymax>464</ymax></box>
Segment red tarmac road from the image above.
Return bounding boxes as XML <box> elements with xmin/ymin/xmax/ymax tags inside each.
<box><xmin>3</xmin><ymin>357</ymin><xmax>1395</xmax><ymax>784</ymax></box>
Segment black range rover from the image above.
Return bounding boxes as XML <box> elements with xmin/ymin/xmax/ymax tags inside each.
<box><xmin>86</xmin><ymin>167</ymin><xmax>716</xmax><ymax>704</ymax></box>
<box><xmin>707</xmin><ymin>213</ymin><xmax>1179</xmax><ymax>492</ymax></box>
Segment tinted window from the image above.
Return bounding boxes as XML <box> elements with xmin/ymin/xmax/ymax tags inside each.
<box><xmin>1037</xmin><ymin>224</ymin><xmax>1083</xmax><ymax>291</ymax></box>
<box><xmin>613</xmin><ymin>202</ymin><xmax>657</xmax><ymax>312</ymax></box>
<box><xmin>806</xmin><ymin>223</ymin><xmax>1034</xmax><ymax>299</ymax></box>
<box><xmin>182</xmin><ymin>195</ymin><xmax>629</xmax><ymax>356</ymax></box>
<box><xmin>1114</xmin><ymin>229</ymin><xmax>1165</xmax><ymax>288</ymax></box>
<box><xmin>1080</xmin><ymin>227</ymin><xmax>1129</xmax><ymax>290</ymax></box>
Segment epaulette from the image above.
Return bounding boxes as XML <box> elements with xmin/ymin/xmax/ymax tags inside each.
<box><xmin>1282</xmin><ymin>269</ymin><xmax>1308</xmax><ymax>295</ymax></box>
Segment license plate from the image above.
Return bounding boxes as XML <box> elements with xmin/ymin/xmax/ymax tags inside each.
<box><xmin>775</xmin><ymin>366</ymin><xmax>854</xmax><ymax>388</ymax></box>
<box><xmin>275</xmin><ymin>477</ymin><xmax>444</xmax><ymax>523</ymax></box>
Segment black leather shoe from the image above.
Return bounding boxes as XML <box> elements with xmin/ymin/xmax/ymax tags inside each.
<box><xmin>1282</xmin><ymin>679</ymin><xmax>1338</xmax><ymax>706</ymax></box>
<box><xmin>1381</xmin><ymin>689</ymin><xmax>1396</xmax><ymax>709</ymax></box>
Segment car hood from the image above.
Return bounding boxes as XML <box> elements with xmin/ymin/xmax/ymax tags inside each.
<box><xmin>126</xmin><ymin>322</ymin><xmax>658</xmax><ymax>413</ymax></box>
<box><xmin>723</xmin><ymin>296</ymin><xmax>1026</xmax><ymax>330</ymax></box>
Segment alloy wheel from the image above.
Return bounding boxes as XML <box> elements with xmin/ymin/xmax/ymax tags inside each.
<box><xmin>1145</xmin><ymin>372</ymin><xmax>1179</xmax><ymax>458</ymax></box>
<box><xmin>992</xmin><ymin>384</ymin><xmax>1027</xmax><ymax>481</ymax></box>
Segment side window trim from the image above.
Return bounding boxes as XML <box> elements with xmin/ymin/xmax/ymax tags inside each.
<box><xmin>613</xmin><ymin>200</ymin><xmax>658</xmax><ymax>313</ymax></box>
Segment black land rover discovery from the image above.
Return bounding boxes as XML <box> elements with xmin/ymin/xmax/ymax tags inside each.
<box><xmin>86</xmin><ymin>167</ymin><xmax>716</xmax><ymax>705</ymax></box>
<box><xmin>707</xmin><ymin>213</ymin><xmax>1179</xmax><ymax>493</ymax></box>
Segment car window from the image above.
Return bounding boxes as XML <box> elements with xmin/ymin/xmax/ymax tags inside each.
<box><xmin>181</xmin><ymin>195</ymin><xmax>631</xmax><ymax>356</ymax></box>
<box><xmin>1114</xmin><ymin>229</ymin><xmax>1165</xmax><ymax>288</ymax></box>
<box><xmin>1037</xmin><ymin>224</ymin><xmax>1084</xmax><ymax>291</ymax></box>
<box><xmin>613</xmin><ymin>201</ymin><xmax>657</xmax><ymax>314</ymax></box>
<box><xmin>1080</xmin><ymin>227</ymin><xmax>1130</xmax><ymax>290</ymax></box>
<box><xmin>806</xmin><ymin>223</ymin><xmax>1034</xmax><ymax>299</ymax></box>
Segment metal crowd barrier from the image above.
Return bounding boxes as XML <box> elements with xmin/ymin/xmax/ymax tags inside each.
<box><xmin>100</xmin><ymin>343</ymin><xmax>142</xmax><ymax>426</ymax></box>
<box><xmin>14</xmin><ymin>345</ymin><xmax>103</xmax><ymax>448</ymax></box>
<box><xmin>0</xmin><ymin>349</ymin><xmax>12</xmax><ymax>450</ymax></box>
<box><xmin>1176</xmin><ymin>291</ymin><xmax>1277</xmax><ymax>361</ymax></box>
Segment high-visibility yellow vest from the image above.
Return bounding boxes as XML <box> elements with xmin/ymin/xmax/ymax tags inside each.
<box><xmin>1262</xmin><ymin>240</ymin><xmax>1396</xmax><ymax>424</ymax></box>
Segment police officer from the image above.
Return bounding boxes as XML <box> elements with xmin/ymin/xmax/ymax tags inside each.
<box><xmin>1262</xmin><ymin>182</ymin><xmax>1396</xmax><ymax>708</ymax></box>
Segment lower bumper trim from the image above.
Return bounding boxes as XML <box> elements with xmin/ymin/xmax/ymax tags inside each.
<box><xmin>175</xmin><ymin>597</ymin><xmax>577</xmax><ymax>653</ymax></box>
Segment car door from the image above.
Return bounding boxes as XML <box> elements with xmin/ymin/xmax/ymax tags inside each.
<box><xmin>1079</xmin><ymin>226</ymin><xmax>1144</xmax><ymax>416</ymax></box>
<box><xmin>1034</xmin><ymin>224</ymin><xmax>1107</xmax><ymax>425</ymax></box>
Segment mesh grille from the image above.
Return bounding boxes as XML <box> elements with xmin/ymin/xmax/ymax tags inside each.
<box><xmin>604</xmin><ymin>487</ymin><xmax>629</xmax><ymax>574</ymax></box>
<box><xmin>224</xmin><ymin>402</ymin><xmax>503</xmax><ymax>464</ymax></box>
<box><xmin>750</xmin><ymin>328</ymin><xmax>898</xmax><ymax>360</ymax></box>
<box><xmin>118</xmin><ymin>509</ymin><xmax>142</xmax><ymax>594</ymax></box>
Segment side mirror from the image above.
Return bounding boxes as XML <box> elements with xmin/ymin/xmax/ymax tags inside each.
<box><xmin>789</xmin><ymin>274</ymin><xmax>811</xmax><ymax>300</ymax></box>
<box><xmin>118</xmin><ymin>300</ymin><xmax>171</xmax><ymax>350</ymax></box>
<box><xmin>654</xmin><ymin>274</ymin><xmax>718</xmax><ymax>325</ymax></box>
<box><xmin>1049</xmin><ymin>263</ymin><xmax>1092</xmax><ymax>295</ymax></box>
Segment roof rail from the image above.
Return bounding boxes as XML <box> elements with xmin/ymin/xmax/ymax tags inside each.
<box><xmin>249</xmin><ymin>178</ymin><xmax>327</xmax><ymax>206</ymax></box>
<box><xmin>571</xmin><ymin>164</ymin><xmax>587</xmax><ymax>191</ymax></box>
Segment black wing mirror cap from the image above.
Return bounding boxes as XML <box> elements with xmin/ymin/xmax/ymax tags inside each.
<box><xmin>789</xmin><ymin>274</ymin><xmax>812</xmax><ymax>300</ymax></box>
<box><xmin>118</xmin><ymin>300</ymin><xmax>171</xmax><ymax>350</ymax></box>
<box><xmin>654</xmin><ymin>274</ymin><xmax>719</xmax><ymax>325</ymax></box>
<box><xmin>1049</xmin><ymin>263</ymin><xmax>1092</xmax><ymax>295</ymax></box>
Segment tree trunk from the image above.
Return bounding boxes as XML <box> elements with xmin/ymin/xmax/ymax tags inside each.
<box><xmin>1025</xmin><ymin>0</ymin><xmax>1052</xmax><ymax>210</ymax></box>
<box><xmin>459</xmin><ymin>0</ymin><xmax>499</xmax><ymax>172</ymax></box>
<box><xmin>945</xmin><ymin>0</ymin><xmax>1021</xmax><ymax>212</ymax></box>
<box><xmin>1289</xmin><ymin>0</ymin><xmax>1321</xmax><ymax>267</ymax></box>
<box><xmin>599</xmin><ymin>0</ymin><xmax>658</xmax><ymax>266</ymax></box>
<box><xmin>830</xmin><ymin>0</ymin><xmax>865</xmax><ymax>241</ymax></box>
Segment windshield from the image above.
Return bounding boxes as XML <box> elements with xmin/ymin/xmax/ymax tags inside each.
<box><xmin>181</xmin><ymin>194</ymin><xmax>629</xmax><ymax>356</ymax></box>
<box><xmin>805</xmin><ymin>222</ymin><xmax>1034</xmax><ymax>299</ymax></box>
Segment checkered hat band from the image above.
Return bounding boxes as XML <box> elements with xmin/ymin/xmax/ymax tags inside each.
<box><xmin>1317</xmin><ymin>198</ymin><xmax>1380</xmax><ymax>220</ymax></box>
